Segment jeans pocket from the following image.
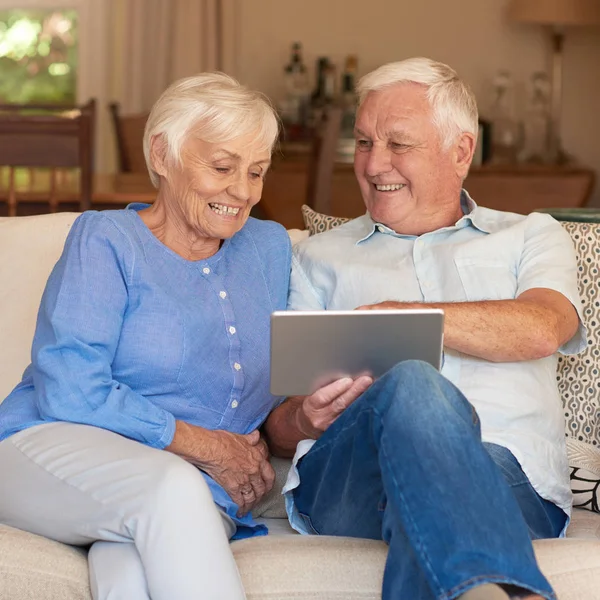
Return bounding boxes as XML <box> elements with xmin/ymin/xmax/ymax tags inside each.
<box><xmin>297</xmin><ymin>511</ymin><xmax>321</xmax><ymax>535</ymax></box>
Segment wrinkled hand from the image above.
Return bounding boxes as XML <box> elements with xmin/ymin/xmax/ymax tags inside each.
<box><xmin>196</xmin><ymin>429</ymin><xmax>274</xmax><ymax>517</ymax></box>
<box><xmin>294</xmin><ymin>376</ymin><xmax>373</xmax><ymax>439</ymax></box>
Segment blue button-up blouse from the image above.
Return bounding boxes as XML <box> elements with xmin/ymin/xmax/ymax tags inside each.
<box><xmin>0</xmin><ymin>204</ymin><xmax>291</xmax><ymax>539</ymax></box>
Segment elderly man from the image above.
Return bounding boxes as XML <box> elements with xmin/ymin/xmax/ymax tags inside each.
<box><xmin>264</xmin><ymin>57</ymin><xmax>585</xmax><ymax>600</ymax></box>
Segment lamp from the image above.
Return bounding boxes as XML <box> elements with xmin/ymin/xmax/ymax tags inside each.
<box><xmin>508</xmin><ymin>0</ymin><xmax>600</xmax><ymax>163</ymax></box>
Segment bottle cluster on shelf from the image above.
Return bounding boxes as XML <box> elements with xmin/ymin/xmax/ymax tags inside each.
<box><xmin>279</xmin><ymin>42</ymin><xmax>358</xmax><ymax>140</ymax></box>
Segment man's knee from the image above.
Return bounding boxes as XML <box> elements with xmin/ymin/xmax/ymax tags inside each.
<box><xmin>364</xmin><ymin>360</ymin><xmax>474</xmax><ymax>428</ymax></box>
<box><xmin>366</xmin><ymin>360</ymin><xmax>443</xmax><ymax>411</ymax></box>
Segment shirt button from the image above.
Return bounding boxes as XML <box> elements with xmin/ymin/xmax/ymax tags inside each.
<box><xmin>234</xmin><ymin>362</ymin><xmax>241</xmax><ymax>371</ymax></box>
<box><xmin>377</xmin><ymin>225</ymin><xmax>384</xmax><ymax>233</ymax></box>
<box><xmin>229</xmin><ymin>326</ymin><xmax>236</xmax><ymax>334</ymax></box>
<box><xmin>219</xmin><ymin>291</ymin><xmax>227</xmax><ymax>299</ymax></box>
<box><xmin>203</xmin><ymin>267</ymin><xmax>210</xmax><ymax>274</ymax></box>
<box><xmin>231</xmin><ymin>400</ymin><xmax>239</xmax><ymax>409</ymax></box>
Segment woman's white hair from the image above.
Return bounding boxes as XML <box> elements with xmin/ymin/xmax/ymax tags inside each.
<box><xmin>143</xmin><ymin>72</ymin><xmax>279</xmax><ymax>187</ymax></box>
<box><xmin>357</xmin><ymin>57</ymin><xmax>478</xmax><ymax>149</ymax></box>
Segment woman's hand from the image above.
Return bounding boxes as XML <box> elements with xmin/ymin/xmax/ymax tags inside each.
<box><xmin>201</xmin><ymin>429</ymin><xmax>275</xmax><ymax>516</ymax></box>
<box><xmin>293</xmin><ymin>375</ymin><xmax>373</xmax><ymax>439</ymax></box>
<box><xmin>166</xmin><ymin>422</ymin><xmax>274</xmax><ymax>516</ymax></box>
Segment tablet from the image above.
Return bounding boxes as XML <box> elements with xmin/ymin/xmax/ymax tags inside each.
<box><xmin>270</xmin><ymin>309</ymin><xmax>444</xmax><ymax>396</ymax></box>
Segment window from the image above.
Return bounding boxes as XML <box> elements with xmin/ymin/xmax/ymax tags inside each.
<box><xmin>0</xmin><ymin>8</ymin><xmax>78</xmax><ymax>103</ymax></box>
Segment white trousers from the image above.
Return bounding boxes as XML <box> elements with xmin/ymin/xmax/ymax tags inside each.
<box><xmin>0</xmin><ymin>422</ymin><xmax>245</xmax><ymax>600</ymax></box>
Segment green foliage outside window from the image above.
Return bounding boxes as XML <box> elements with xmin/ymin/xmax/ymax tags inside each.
<box><xmin>0</xmin><ymin>9</ymin><xmax>78</xmax><ymax>104</ymax></box>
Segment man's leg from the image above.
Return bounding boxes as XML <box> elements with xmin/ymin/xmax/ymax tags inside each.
<box><xmin>483</xmin><ymin>443</ymin><xmax>567</xmax><ymax>541</ymax></box>
<box><xmin>294</xmin><ymin>360</ymin><xmax>556</xmax><ymax>600</ymax></box>
<box><xmin>0</xmin><ymin>422</ymin><xmax>246</xmax><ymax>600</ymax></box>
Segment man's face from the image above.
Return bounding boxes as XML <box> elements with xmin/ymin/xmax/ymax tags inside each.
<box><xmin>353</xmin><ymin>82</ymin><xmax>467</xmax><ymax>235</ymax></box>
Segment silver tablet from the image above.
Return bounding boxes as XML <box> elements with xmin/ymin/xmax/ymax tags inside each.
<box><xmin>270</xmin><ymin>309</ymin><xmax>444</xmax><ymax>396</ymax></box>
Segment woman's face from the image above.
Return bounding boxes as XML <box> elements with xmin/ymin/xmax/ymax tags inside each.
<box><xmin>156</xmin><ymin>131</ymin><xmax>272</xmax><ymax>240</ymax></box>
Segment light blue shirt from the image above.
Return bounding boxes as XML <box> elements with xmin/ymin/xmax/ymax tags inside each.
<box><xmin>283</xmin><ymin>192</ymin><xmax>586</xmax><ymax>535</ymax></box>
<box><xmin>0</xmin><ymin>205</ymin><xmax>291</xmax><ymax>539</ymax></box>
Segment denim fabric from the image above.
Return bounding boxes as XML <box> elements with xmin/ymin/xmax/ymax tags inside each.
<box><xmin>294</xmin><ymin>360</ymin><xmax>563</xmax><ymax>600</ymax></box>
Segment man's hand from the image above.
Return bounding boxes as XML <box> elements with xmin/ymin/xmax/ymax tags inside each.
<box><xmin>293</xmin><ymin>376</ymin><xmax>373</xmax><ymax>439</ymax></box>
<box><xmin>356</xmin><ymin>301</ymin><xmax>420</xmax><ymax>311</ymax></box>
<box><xmin>263</xmin><ymin>375</ymin><xmax>373</xmax><ymax>458</ymax></box>
<box><xmin>167</xmin><ymin>422</ymin><xmax>274</xmax><ymax>516</ymax></box>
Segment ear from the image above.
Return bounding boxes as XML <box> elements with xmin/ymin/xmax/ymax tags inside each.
<box><xmin>149</xmin><ymin>134</ymin><xmax>169</xmax><ymax>179</ymax></box>
<box><xmin>454</xmin><ymin>132</ymin><xmax>476</xmax><ymax>179</ymax></box>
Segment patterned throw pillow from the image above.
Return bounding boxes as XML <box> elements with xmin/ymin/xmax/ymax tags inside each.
<box><xmin>558</xmin><ymin>221</ymin><xmax>600</xmax><ymax>512</ymax></box>
<box><xmin>301</xmin><ymin>205</ymin><xmax>351</xmax><ymax>236</ymax></box>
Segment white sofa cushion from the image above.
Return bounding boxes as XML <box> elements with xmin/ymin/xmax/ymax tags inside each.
<box><xmin>0</xmin><ymin>213</ymin><xmax>79</xmax><ymax>403</ymax></box>
<box><xmin>3</xmin><ymin>512</ymin><xmax>600</xmax><ymax>600</ymax></box>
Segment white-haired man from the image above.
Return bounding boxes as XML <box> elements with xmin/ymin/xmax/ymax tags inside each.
<box><xmin>264</xmin><ymin>58</ymin><xmax>585</xmax><ymax>600</ymax></box>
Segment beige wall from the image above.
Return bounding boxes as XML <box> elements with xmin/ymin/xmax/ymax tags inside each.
<box><xmin>233</xmin><ymin>0</ymin><xmax>600</xmax><ymax>205</ymax></box>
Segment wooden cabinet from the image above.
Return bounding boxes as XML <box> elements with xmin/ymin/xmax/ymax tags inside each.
<box><xmin>464</xmin><ymin>165</ymin><xmax>595</xmax><ymax>215</ymax></box>
<box><xmin>260</xmin><ymin>159</ymin><xmax>595</xmax><ymax>230</ymax></box>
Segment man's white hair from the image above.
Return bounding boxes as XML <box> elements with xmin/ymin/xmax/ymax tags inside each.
<box><xmin>357</xmin><ymin>57</ymin><xmax>478</xmax><ymax>149</ymax></box>
<box><xmin>143</xmin><ymin>72</ymin><xmax>279</xmax><ymax>187</ymax></box>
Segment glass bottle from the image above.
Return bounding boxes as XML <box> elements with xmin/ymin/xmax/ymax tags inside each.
<box><xmin>339</xmin><ymin>54</ymin><xmax>358</xmax><ymax>135</ymax></box>
<box><xmin>519</xmin><ymin>71</ymin><xmax>551</xmax><ymax>164</ymax></box>
<box><xmin>281</xmin><ymin>42</ymin><xmax>310</xmax><ymax>128</ymax></box>
<box><xmin>311</xmin><ymin>57</ymin><xmax>340</xmax><ymax>123</ymax></box>
<box><xmin>489</xmin><ymin>70</ymin><xmax>521</xmax><ymax>165</ymax></box>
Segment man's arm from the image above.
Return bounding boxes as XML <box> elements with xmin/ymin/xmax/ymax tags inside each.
<box><xmin>358</xmin><ymin>287</ymin><xmax>579</xmax><ymax>363</ymax></box>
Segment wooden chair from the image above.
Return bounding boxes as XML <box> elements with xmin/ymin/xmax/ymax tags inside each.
<box><xmin>305</xmin><ymin>106</ymin><xmax>343</xmax><ymax>214</ymax></box>
<box><xmin>108</xmin><ymin>102</ymin><xmax>148</xmax><ymax>173</ymax></box>
<box><xmin>0</xmin><ymin>100</ymin><xmax>95</xmax><ymax>216</ymax></box>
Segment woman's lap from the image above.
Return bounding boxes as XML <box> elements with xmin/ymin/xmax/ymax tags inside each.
<box><xmin>0</xmin><ymin>422</ymin><xmax>245</xmax><ymax>600</ymax></box>
<box><xmin>0</xmin><ymin>422</ymin><xmax>233</xmax><ymax>544</ymax></box>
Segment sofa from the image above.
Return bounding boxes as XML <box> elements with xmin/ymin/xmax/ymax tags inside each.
<box><xmin>2</xmin><ymin>211</ymin><xmax>600</xmax><ymax>600</ymax></box>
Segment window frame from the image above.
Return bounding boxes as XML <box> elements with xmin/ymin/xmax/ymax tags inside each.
<box><xmin>0</xmin><ymin>0</ymin><xmax>111</xmax><ymax>170</ymax></box>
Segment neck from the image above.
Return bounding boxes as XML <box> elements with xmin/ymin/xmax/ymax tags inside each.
<box><xmin>386</xmin><ymin>197</ymin><xmax>464</xmax><ymax>236</ymax></box>
<box><xmin>138</xmin><ymin>191</ymin><xmax>221</xmax><ymax>261</ymax></box>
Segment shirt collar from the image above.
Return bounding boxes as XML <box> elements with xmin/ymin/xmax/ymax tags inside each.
<box><xmin>356</xmin><ymin>189</ymin><xmax>491</xmax><ymax>244</ymax></box>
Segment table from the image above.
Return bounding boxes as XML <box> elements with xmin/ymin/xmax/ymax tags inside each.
<box><xmin>0</xmin><ymin>172</ymin><xmax>157</xmax><ymax>216</ymax></box>
<box><xmin>1</xmin><ymin>164</ymin><xmax>595</xmax><ymax>229</ymax></box>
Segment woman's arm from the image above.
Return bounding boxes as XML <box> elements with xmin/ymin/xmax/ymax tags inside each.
<box><xmin>31</xmin><ymin>213</ymin><xmax>175</xmax><ymax>448</ymax></box>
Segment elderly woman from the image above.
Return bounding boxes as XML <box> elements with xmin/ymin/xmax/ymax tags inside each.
<box><xmin>0</xmin><ymin>74</ymin><xmax>289</xmax><ymax>600</ymax></box>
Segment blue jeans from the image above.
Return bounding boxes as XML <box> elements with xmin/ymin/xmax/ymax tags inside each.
<box><xmin>293</xmin><ymin>361</ymin><xmax>567</xmax><ymax>600</ymax></box>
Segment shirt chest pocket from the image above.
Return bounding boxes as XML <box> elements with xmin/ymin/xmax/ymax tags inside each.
<box><xmin>454</xmin><ymin>257</ymin><xmax>518</xmax><ymax>302</ymax></box>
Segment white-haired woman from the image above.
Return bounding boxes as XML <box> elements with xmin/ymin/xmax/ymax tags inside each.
<box><xmin>0</xmin><ymin>73</ymin><xmax>289</xmax><ymax>600</ymax></box>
